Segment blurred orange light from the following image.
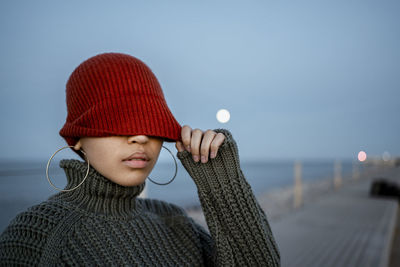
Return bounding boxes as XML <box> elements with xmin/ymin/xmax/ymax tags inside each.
<box><xmin>358</xmin><ymin>151</ymin><xmax>367</xmax><ymax>162</ymax></box>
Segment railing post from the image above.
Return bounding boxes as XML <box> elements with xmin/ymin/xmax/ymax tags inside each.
<box><xmin>352</xmin><ymin>161</ymin><xmax>360</xmax><ymax>180</ymax></box>
<box><xmin>293</xmin><ymin>160</ymin><xmax>303</xmax><ymax>209</ymax></box>
<box><xmin>334</xmin><ymin>160</ymin><xmax>342</xmax><ymax>190</ymax></box>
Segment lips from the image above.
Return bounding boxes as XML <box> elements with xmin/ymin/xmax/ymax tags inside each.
<box><xmin>122</xmin><ymin>152</ymin><xmax>150</xmax><ymax>169</ymax></box>
<box><xmin>123</xmin><ymin>152</ymin><xmax>149</xmax><ymax>162</ymax></box>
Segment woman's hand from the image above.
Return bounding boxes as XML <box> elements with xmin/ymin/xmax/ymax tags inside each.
<box><xmin>175</xmin><ymin>125</ymin><xmax>226</xmax><ymax>163</ymax></box>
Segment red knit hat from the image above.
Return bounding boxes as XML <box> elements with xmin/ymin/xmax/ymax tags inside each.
<box><xmin>59</xmin><ymin>52</ymin><xmax>182</xmax><ymax>152</ymax></box>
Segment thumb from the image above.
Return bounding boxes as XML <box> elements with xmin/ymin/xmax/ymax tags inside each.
<box><xmin>175</xmin><ymin>140</ymin><xmax>185</xmax><ymax>152</ymax></box>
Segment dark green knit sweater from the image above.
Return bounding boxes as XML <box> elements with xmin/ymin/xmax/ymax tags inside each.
<box><xmin>0</xmin><ymin>129</ymin><xmax>280</xmax><ymax>266</ymax></box>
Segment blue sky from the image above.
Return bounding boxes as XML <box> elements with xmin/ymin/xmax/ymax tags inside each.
<box><xmin>0</xmin><ymin>0</ymin><xmax>399</xmax><ymax>162</ymax></box>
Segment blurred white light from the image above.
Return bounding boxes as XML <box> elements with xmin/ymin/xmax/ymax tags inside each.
<box><xmin>358</xmin><ymin>151</ymin><xmax>367</xmax><ymax>162</ymax></box>
<box><xmin>382</xmin><ymin>151</ymin><xmax>391</xmax><ymax>161</ymax></box>
<box><xmin>216</xmin><ymin>109</ymin><xmax>230</xmax><ymax>123</ymax></box>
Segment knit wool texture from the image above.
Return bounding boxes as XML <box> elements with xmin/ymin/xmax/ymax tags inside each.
<box><xmin>0</xmin><ymin>129</ymin><xmax>280</xmax><ymax>266</ymax></box>
<box><xmin>59</xmin><ymin>52</ymin><xmax>182</xmax><ymax>148</ymax></box>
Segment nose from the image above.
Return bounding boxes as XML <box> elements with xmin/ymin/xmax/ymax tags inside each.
<box><xmin>127</xmin><ymin>135</ymin><xmax>149</xmax><ymax>144</ymax></box>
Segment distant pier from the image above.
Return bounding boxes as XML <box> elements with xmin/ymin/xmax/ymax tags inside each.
<box><xmin>270</xmin><ymin>165</ymin><xmax>399</xmax><ymax>267</ymax></box>
<box><xmin>187</xmin><ymin>161</ymin><xmax>400</xmax><ymax>267</ymax></box>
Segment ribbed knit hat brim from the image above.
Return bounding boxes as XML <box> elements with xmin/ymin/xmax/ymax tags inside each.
<box><xmin>60</xmin><ymin>94</ymin><xmax>182</xmax><ymax>146</ymax></box>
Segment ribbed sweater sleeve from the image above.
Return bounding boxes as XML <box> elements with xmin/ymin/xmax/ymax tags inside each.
<box><xmin>176</xmin><ymin>128</ymin><xmax>280</xmax><ymax>266</ymax></box>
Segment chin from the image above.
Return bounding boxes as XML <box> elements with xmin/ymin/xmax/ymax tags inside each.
<box><xmin>115</xmin><ymin>176</ymin><xmax>146</xmax><ymax>187</ymax></box>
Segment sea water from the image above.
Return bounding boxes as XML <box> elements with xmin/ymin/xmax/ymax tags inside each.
<box><xmin>0</xmin><ymin>159</ymin><xmax>360</xmax><ymax>232</ymax></box>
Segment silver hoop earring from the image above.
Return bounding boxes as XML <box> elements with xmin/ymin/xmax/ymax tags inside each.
<box><xmin>46</xmin><ymin>145</ymin><xmax>90</xmax><ymax>192</ymax></box>
<box><xmin>147</xmin><ymin>145</ymin><xmax>178</xmax><ymax>186</ymax></box>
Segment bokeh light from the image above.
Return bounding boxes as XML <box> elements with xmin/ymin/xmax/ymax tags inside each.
<box><xmin>358</xmin><ymin>151</ymin><xmax>367</xmax><ymax>162</ymax></box>
<box><xmin>216</xmin><ymin>109</ymin><xmax>230</xmax><ymax>123</ymax></box>
<box><xmin>382</xmin><ymin>151</ymin><xmax>391</xmax><ymax>161</ymax></box>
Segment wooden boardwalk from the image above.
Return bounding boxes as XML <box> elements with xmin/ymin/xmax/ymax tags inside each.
<box><xmin>270</xmin><ymin>167</ymin><xmax>399</xmax><ymax>267</ymax></box>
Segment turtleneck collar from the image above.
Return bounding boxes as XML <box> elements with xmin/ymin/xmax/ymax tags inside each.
<box><xmin>48</xmin><ymin>159</ymin><xmax>146</xmax><ymax>218</ymax></box>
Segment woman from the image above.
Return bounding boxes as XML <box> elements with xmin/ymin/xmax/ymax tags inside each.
<box><xmin>0</xmin><ymin>52</ymin><xmax>280</xmax><ymax>266</ymax></box>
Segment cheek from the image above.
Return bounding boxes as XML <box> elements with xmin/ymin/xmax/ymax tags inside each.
<box><xmin>86</xmin><ymin>142</ymin><xmax>117</xmax><ymax>163</ymax></box>
<box><xmin>152</xmin><ymin>143</ymin><xmax>163</xmax><ymax>158</ymax></box>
